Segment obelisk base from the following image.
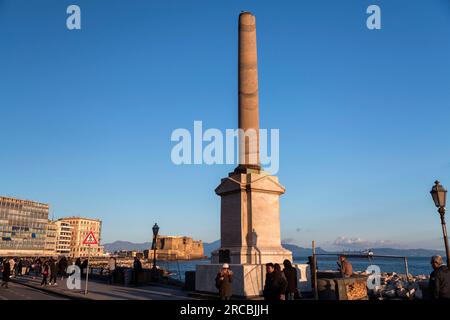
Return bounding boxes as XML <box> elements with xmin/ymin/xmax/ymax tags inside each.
<box><xmin>195</xmin><ymin>263</ymin><xmax>311</xmax><ymax>297</ymax></box>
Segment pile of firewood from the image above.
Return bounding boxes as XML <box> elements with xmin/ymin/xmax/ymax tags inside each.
<box><xmin>345</xmin><ymin>281</ymin><xmax>368</xmax><ymax>300</ymax></box>
<box><xmin>368</xmin><ymin>272</ymin><xmax>427</xmax><ymax>300</ymax></box>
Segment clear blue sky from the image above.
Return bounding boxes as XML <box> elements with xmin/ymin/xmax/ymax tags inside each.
<box><xmin>1</xmin><ymin>0</ymin><xmax>450</xmax><ymax>250</ymax></box>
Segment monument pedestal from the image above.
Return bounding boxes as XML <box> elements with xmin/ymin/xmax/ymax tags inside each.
<box><xmin>195</xmin><ymin>263</ymin><xmax>311</xmax><ymax>297</ymax></box>
<box><xmin>212</xmin><ymin>171</ymin><xmax>292</xmax><ymax>264</ymax></box>
<box><xmin>195</xmin><ymin>170</ymin><xmax>301</xmax><ymax>297</ymax></box>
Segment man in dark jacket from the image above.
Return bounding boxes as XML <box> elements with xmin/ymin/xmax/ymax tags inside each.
<box><xmin>16</xmin><ymin>259</ymin><xmax>23</xmax><ymax>276</ymax></box>
<box><xmin>263</xmin><ymin>263</ymin><xmax>277</xmax><ymax>300</ymax></box>
<box><xmin>49</xmin><ymin>258</ymin><xmax>57</xmax><ymax>286</ymax></box>
<box><xmin>58</xmin><ymin>256</ymin><xmax>68</xmax><ymax>280</ymax></box>
<box><xmin>133</xmin><ymin>257</ymin><xmax>143</xmax><ymax>285</ymax></box>
<box><xmin>215</xmin><ymin>263</ymin><xmax>233</xmax><ymax>300</ymax></box>
<box><xmin>429</xmin><ymin>255</ymin><xmax>450</xmax><ymax>300</ymax></box>
<box><xmin>75</xmin><ymin>257</ymin><xmax>82</xmax><ymax>269</ymax></box>
<box><xmin>1</xmin><ymin>258</ymin><xmax>11</xmax><ymax>288</ymax></box>
<box><xmin>263</xmin><ymin>263</ymin><xmax>287</xmax><ymax>301</ymax></box>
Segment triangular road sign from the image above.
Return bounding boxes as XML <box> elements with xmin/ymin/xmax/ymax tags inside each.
<box><xmin>83</xmin><ymin>231</ymin><xmax>98</xmax><ymax>245</ymax></box>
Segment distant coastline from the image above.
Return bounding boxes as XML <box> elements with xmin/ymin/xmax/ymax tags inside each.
<box><xmin>104</xmin><ymin>240</ymin><xmax>446</xmax><ymax>259</ymax></box>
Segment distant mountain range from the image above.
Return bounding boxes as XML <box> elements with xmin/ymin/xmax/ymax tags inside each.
<box><xmin>203</xmin><ymin>240</ymin><xmax>220</xmax><ymax>257</ymax></box>
<box><xmin>104</xmin><ymin>241</ymin><xmax>152</xmax><ymax>252</ymax></box>
<box><xmin>202</xmin><ymin>241</ymin><xmax>445</xmax><ymax>258</ymax></box>
<box><xmin>104</xmin><ymin>240</ymin><xmax>445</xmax><ymax>258</ymax></box>
<box><xmin>353</xmin><ymin>247</ymin><xmax>445</xmax><ymax>258</ymax></box>
<box><xmin>281</xmin><ymin>243</ymin><xmax>328</xmax><ymax>257</ymax></box>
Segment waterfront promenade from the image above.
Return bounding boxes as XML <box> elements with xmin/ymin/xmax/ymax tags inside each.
<box><xmin>8</xmin><ymin>275</ymin><xmax>200</xmax><ymax>300</ymax></box>
<box><xmin>0</xmin><ymin>281</ymin><xmax>69</xmax><ymax>300</ymax></box>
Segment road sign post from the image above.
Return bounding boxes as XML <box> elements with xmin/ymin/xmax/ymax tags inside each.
<box><xmin>82</xmin><ymin>231</ymin><xmax>98</xmax><ymax>295</ymax></box>
<box><xmin>85</xmin><ymin>245</ymin><xmax>90</xmax><ymax>295</ymax></box>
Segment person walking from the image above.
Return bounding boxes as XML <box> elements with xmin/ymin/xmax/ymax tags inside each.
<box><xmin>133</xmin><ymin>257</ymin><xmax>143</xmax><ymax>285</ymax></box>
<box><xmin>1</xmin><ymin>258</ymin><xmax>11</xmax><ymax>288</ymax></box>
<box><xmin>81</xmin><ymin>258</ymin><xmax>88</xmax><ymax>278</ymax></box>
<box><xmin>215</xmin><ymin>263</ymin><xmax>233</xmax><ymax>300</ymax></box>
<box><xmin>75</xmin><ymin>257</ymin><xmax>82</xmax><ymax>269</ymax></box>
<box><xmin>58</xmin><ymin>256</ymin><xmax>68</xmax><ymax>280</ymax></box>
<box><xmin>32</xmin><ymin>258</ymin><xmax>41</xmax><ymax>279</ymax></box>
<box><xmin>107</xmin><ymin>257</ymin><xmax>116</xmax><ymax>284</ymax></box>
<box><xmin>16</xmin><ymin>259</ymin><xmax>23</xmax><ymax>276</ymax></box>
<box><xmin>283</xmin><ymin>259</ymin><xmax>300</xmax><ymax>300</ymax></box>
<box><xmin>41</xmin><ymin>261</ymin><xmax>49</xmax><ymax>286</ymax></box>
<box><xmin>30</xmin><ymin>261</ymin><xmax>36</xmax><ymax>279</ymax></box>
<box><xmin>49</xmin><ymin>258</ymin><xmax>57</xmax><ymax>286</ymax></box>
<box><xmin>263</xmin><ymin>263</ymin><xmax>287</xmax><ymax>301</ymax></box>
<box><xmin>75</xmin><ymin>257</ymin><xmax>82</xmax><ymax>277</ymax></box>
<box><xmin>429</xmin><ymin>255</ymin><xmax>450</xmax><ymax>300</ymax></box>
<box><xmin>274</xmin><ymin>263</ymin><xmax>288</xmax><ymax>300</ymax></box>
<box><xmin>9</xmin><ymin>257</ymin><xmax>15</xmax><ymax>278</ymax></box>
<box><xmin>23</xmin><ymin>259</ymin><xmax>30</xmax><ymax>275</ymax></box>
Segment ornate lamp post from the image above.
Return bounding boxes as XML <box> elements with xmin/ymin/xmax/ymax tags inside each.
<box><xmin>151</xmin><ymin>223</ymin><xmax>160</xmax><ymax>280</ymax></box>
<box><xmin>430</xmin><ymin>181</ymin><xmax>450</xmax><ymax>267</ymax></box>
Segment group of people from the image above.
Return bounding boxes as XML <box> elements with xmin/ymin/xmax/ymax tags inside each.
<box><xmin>263</xmin><ymin>260</ymin><xmax>300</xmax><ymax>301</ymax></box>
<box><xmin>105</xmin><ymin>256</ymin><xmax>144</xmax><ymax>285</ymax></box>
<box><xmin>0</xmin><ymin>256</ymin><xmax>83</xmax><ymax>288</ymax></box>
<box><xmin>0</xmin><ymin>255</ymin><xmax>134</xmax><ymax>289</ymax></box>
<box><xmin>215</xmin><ymin>260</ymin><xmax>301</xmax><ymax>300</ymax></box>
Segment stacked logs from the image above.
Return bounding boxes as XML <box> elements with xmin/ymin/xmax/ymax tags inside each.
<box><xmin>367</xmin><ymin>272</ymin><xmax>428</xmax><ymax>300</ymax></box>
<box><xmin>345</xmin><ymin>281</ymin><xmax>368</xmax><ymax>300</ymax></box>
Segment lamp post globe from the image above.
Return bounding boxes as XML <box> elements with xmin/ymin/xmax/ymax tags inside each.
<box><xmin>430</xmin><ymin>180</ymin><xmax>447</xmax><ymax>212</ymax></box>
<box><xmin>152</xmin><ymin>223</ymin><xmax>160</xmax><ymax>238</ymax></box>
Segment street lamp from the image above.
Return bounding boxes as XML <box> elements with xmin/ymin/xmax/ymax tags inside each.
<box><xmin>430</xmin><ymin>180</ymin><xmax>450</xmax><ymax>267</ymax></box>
<box><xmin>151</xmin><ymin>223</ymin><xmax>159</xmax><ymax>280</ymax></box>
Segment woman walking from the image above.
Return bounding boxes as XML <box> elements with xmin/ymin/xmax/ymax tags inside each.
<box><xmin>215</xmin><ymin>263</ymin><xmax>233</xmax><ymax>300</ymax></box>
<box><xmin>41</xmin><ymin>261</ymin><xmax>49</xmax><ymax>286</ymax></box>
<box><xmin>283</xmin><ymin>260</ymin><xmax>300</xmax><ymax>300</ymax></box>
<box><xmin>274</xmin><ymin>263</ymin><xmax>288</xmax><ymax>300</ymax></box>
<box><xmin>49</xmin><ymin>258</ymin><xmax>57</xmax><ymax>286</ymax></box>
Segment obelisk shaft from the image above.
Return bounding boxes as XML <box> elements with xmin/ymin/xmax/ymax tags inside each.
<box><xmin>238</xmin><ymin>12</ymin><xmax>260</xmax><ymax>171</ymax></box>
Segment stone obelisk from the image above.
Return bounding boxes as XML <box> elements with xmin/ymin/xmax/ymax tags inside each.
<box><xmin>236</xmin><ymin>12</ymin><xmax>260</xmax><ymax>172</ymax></box>
<box><xmin>196</xmin><ymin>12</ymin><xmax>306</xmax><ymax>298</ymax></box>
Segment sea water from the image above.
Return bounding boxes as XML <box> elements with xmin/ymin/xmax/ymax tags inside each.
<box><xmin>162</xmin><ymin>256</ymin><xmax>432</xmax><ymax>282</ymax></box>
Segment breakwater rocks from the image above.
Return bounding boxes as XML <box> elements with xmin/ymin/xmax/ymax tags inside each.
<box><xmin>367</xmin><ymin>272</ymin><xmax>429</xmax><ymax>300</ymax></box>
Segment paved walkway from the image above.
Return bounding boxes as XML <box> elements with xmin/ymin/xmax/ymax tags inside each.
<box><xmin>12</xmin><ymin>275</ymin><xmax>199</xmax><ymax>300</ymax></box>
<box><xmin>0</xmin><ymin>281</ymin><xmax>68</xmax><ymax>300</ymax></box>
